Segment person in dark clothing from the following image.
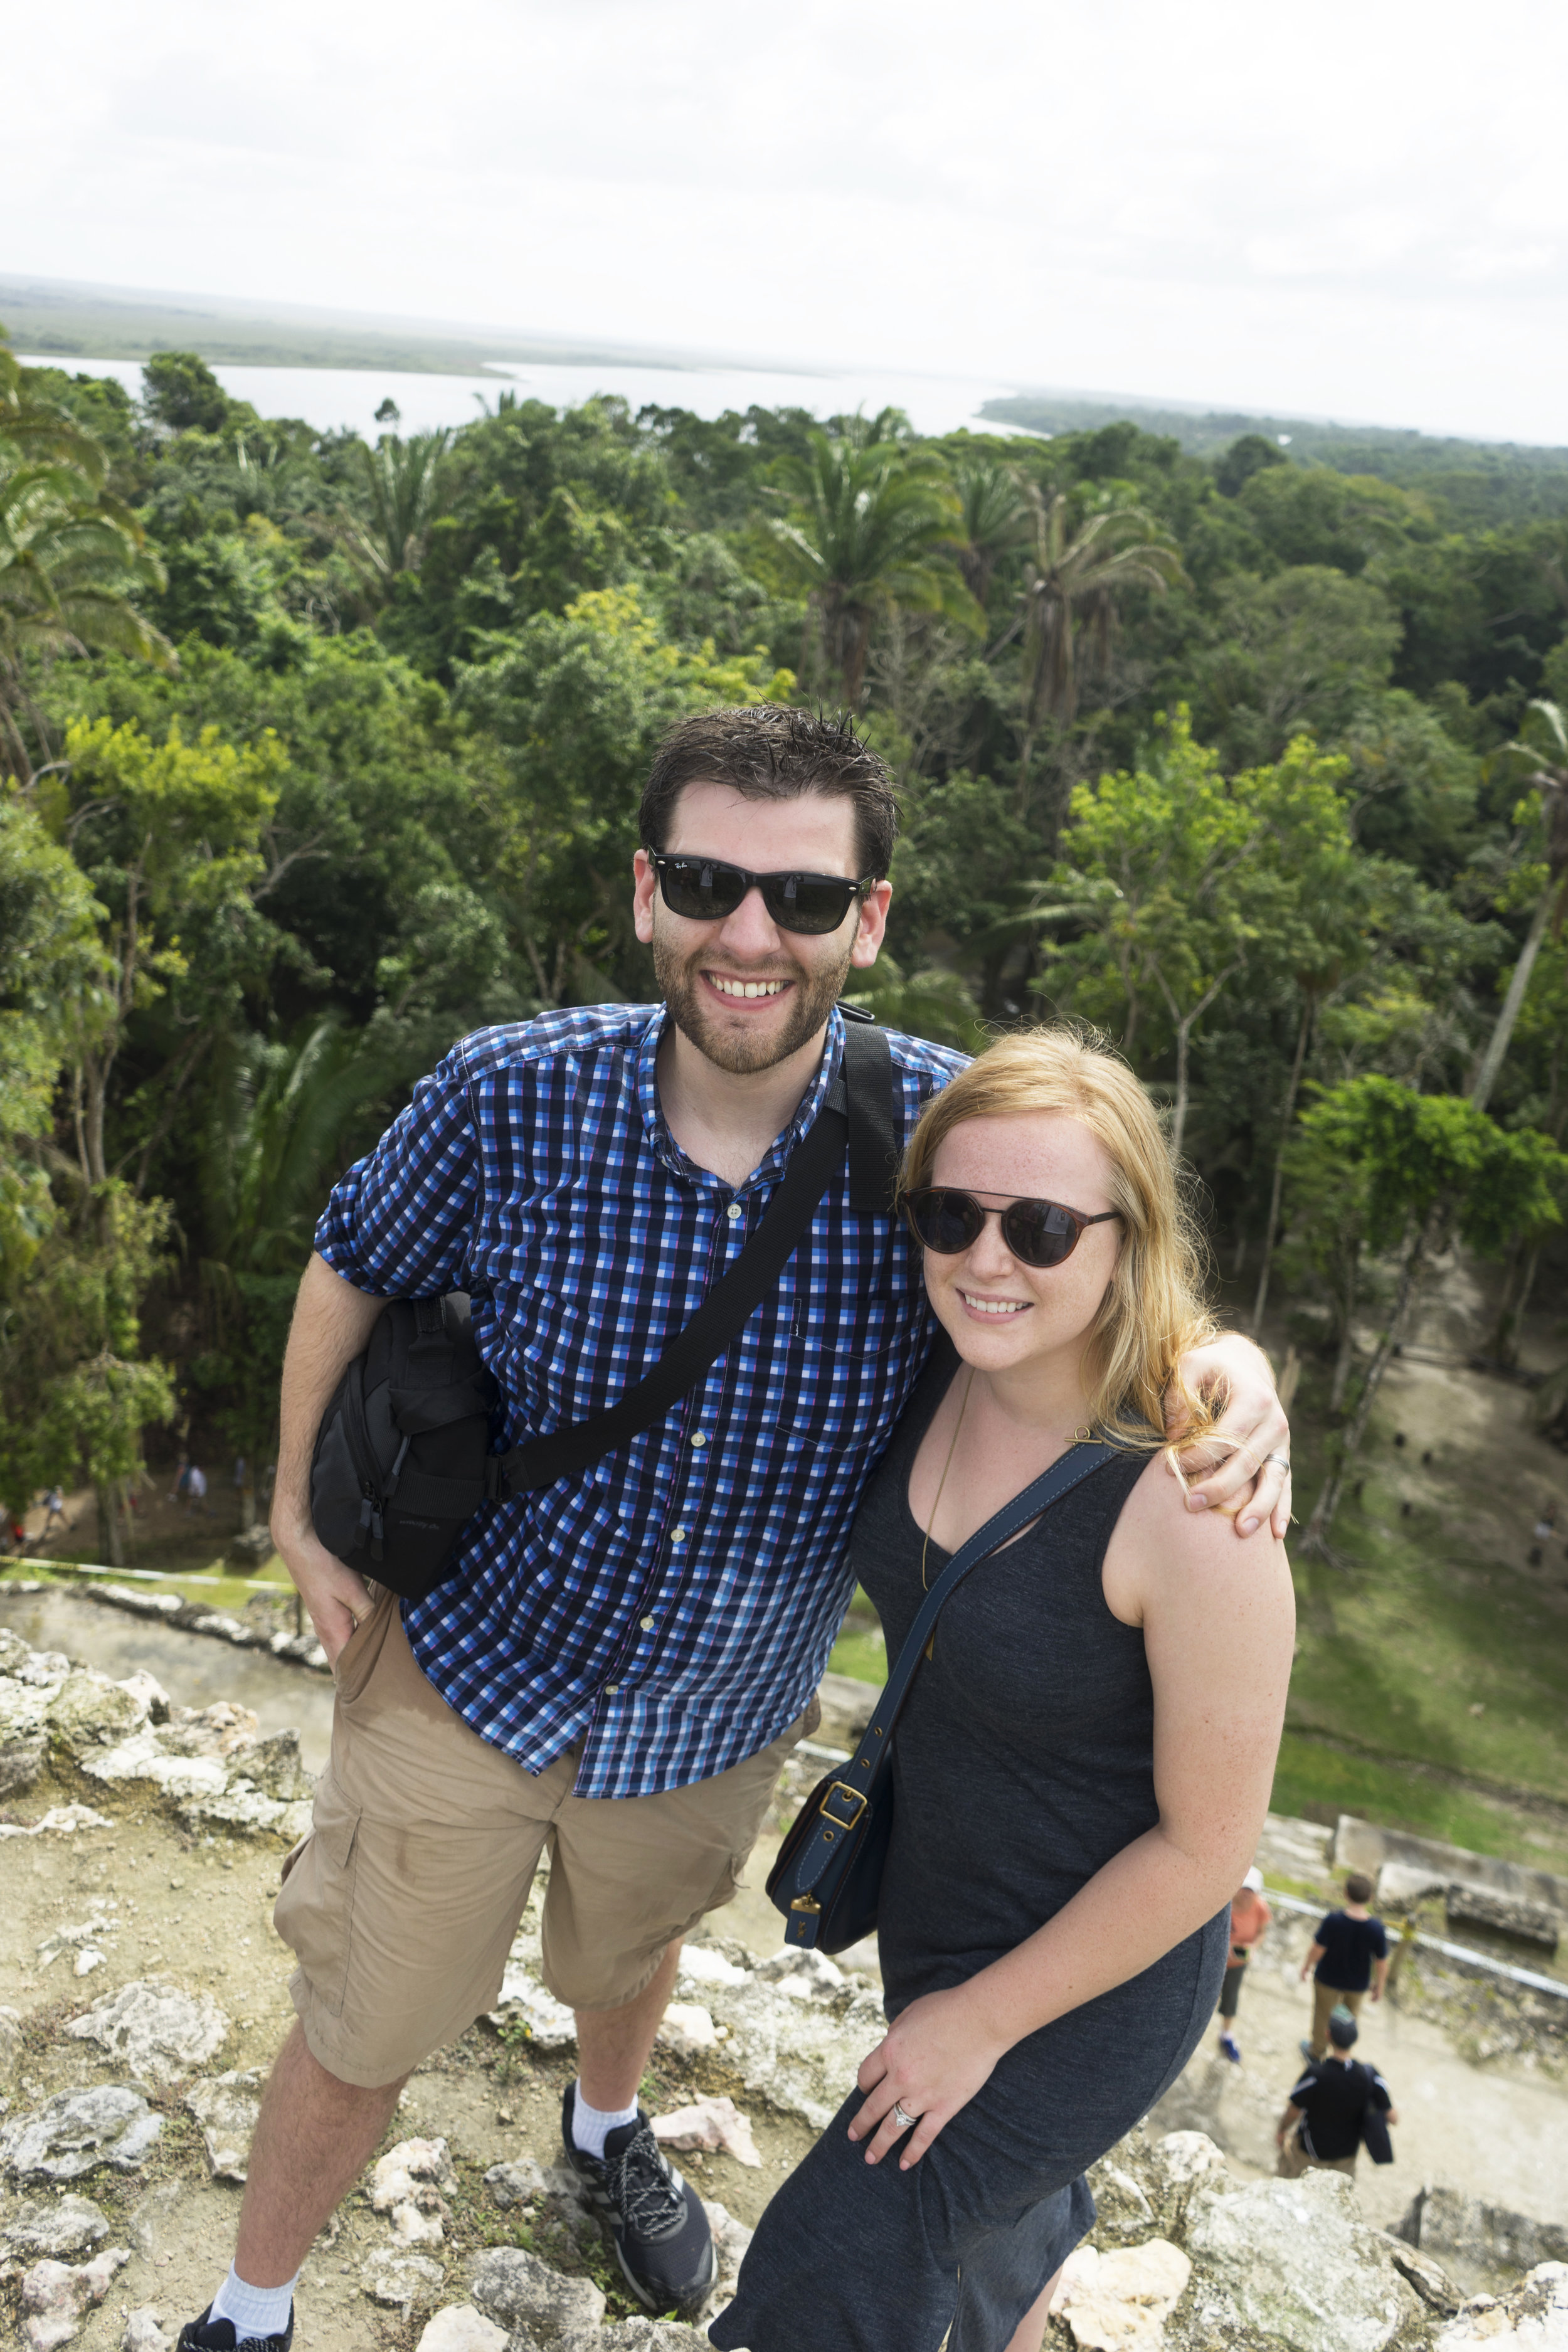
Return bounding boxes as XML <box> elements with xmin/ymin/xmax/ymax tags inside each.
<box><xmin>711</xmin><ymin>1027</ymin><xmax>1296</xmax><ymax>2352</ymax></box>
<box><xmin>1300</xmin><ymin>1873</ymin><xmax>1389</xmax><ymax>2057</ymax></box>
<box><xmin>1276</xmin><ymin>2005</ymin><xmax>1396</xmax><ymax>2177</ymax></box>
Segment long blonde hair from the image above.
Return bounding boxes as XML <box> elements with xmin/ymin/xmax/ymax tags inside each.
<box><xmin>899</xmin><ymin>1024</ymin><xmax>1220</xmax><ymax>1448</ymax></box>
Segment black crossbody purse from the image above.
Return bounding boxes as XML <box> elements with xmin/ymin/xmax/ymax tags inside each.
<box><xmin>767</xmin><ymin>1441</ymin><xmax>1117</xmax><ymax>1954</ymax></box>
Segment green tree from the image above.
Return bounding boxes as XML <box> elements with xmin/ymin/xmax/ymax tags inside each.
<box><xmin>342</xmin><ymin>429</ymin><xmax>453</xmax><ymax>591</ymax></box>
<box><xmin>769</xmin><ymin>428</ymin><xmax>961</xmax><ymax>706</ymax></box>
<box><xmin>1013</xmin><ymin>487</ymin><xmax>1183</xmax><ymax>812</ymax></box>
<box><xmin>1294</xmin><ymin>1078</ymin><xmax>1565</xmax><ymax>1549</ymax></box>
<box><xmin>1</xmin><ymin>342</ymin><xmax>173</xmax><ymax>778</ymax></box>
<box><xmin>141</xmin><ymin>351</ymin><xmax>240</xmax><ymax>437</ymax></box>
<box><xmin>1467</xmin><ymin>699</ymin><xmax>1568</xmax><ymax>1113</ymax></box>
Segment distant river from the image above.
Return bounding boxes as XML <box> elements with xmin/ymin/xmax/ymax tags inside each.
<box><xmin>21</xmin><ymin>354</ymin><xmax>1038</xmax><ymax>442</ymax></box>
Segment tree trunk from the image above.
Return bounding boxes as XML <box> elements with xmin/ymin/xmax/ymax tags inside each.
<box><xmin>96</xmin><ymin>1483</ymin><xmax>125</xmax><ymax>1568</ymax></box>
<box><xmin>1250</xmin><ymin>995</ymin><xmax>1315</xmax><ymax>1338</ymax></box>
<box><xmin>1303</xmin><ymin>1223</ymin><xmax>1429</xmax><ymax>1552</ymax></box>
<box><xmin>1170</xmin><ymin>1017</ymin><xmax>1193</xmax><ymax>1161</ymax></box>
<box><xmin>1469</xmin><ymin>886</ymin><xmax>1554</xmax><ymax>1113</ymax></box>
<box><xmin>1329</xmin><ymin>1308</ymin><xmax>1358</xmax><ymax>1414</ymax></box>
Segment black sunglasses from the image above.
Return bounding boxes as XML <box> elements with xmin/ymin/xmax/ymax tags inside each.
<box><xmin>650</xmin><ymin>853</ymin><xmax>873</xmax><ymax>936</ymax></box>
<box><xmin>904</xmin><ymin>1187</ymin><xmax>1123</xmax><ymax>1269</ymax></box>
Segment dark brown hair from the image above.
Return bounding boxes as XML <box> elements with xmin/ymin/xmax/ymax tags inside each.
<box><xmin>1344</xmin><ymin>1873</ymin><xmax>1375</xmax><ymax>1905</ymax></box>
<box><xmin>638</xmin><ymin>706</ymin><xmax>899</xmax><ymax>878</ymax></box>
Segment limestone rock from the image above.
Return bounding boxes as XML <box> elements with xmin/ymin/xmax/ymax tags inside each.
<box><xmin>415</xmin><ymin>2307</ymin><xmax>509</xmax><ymax>2352</ymax></box>
<box><xmin>753</xmin><ymin>1946</ymin><xmax>845</xmax><ymax>2001</ymax></box>
<box><xmin>1185</xmin><ymin>2168</ymin><xmax>1421</xmax><ymax>2352</ymax></box>
<box><xmin>1049</xmin><ymin>2238</ymin><xmax>1191</xmax><ymax>2350</ymax></box>
<box><xmin>371</xmin><ymin>2136</ymin><xmax>458</xmax><ymax>2244</ymax></box>
<box><xmin>702</xmin><ymin>2200</ymin><xmax>754</xmax><ymax>2297</ymax></box>
<box><xmin>0</xmin><ymin>2001</ymin><xmax>20</xmax><ymax>2080</ymax></box>
<box><xmin>608</xmin><ymin>2326</ymin><xmax>716</xmax><ymax>2349</ymax></box>
<box><xmin>676</xmin><ymin>1946</ymin><xmax>751</xmax><ymax>1990</ymax></box>
<box><xmin>0</xmin><ymin>1734</ymin><xmax>45</xmax><ymax>1796</ymax></box>
<box><xmin>1435</xmin><ymin>2263</ymin><xmax>1568</xmax><ymax>2348</ymax></box>
<box><xmin>1085</xmin><ymin>2156</ymin><xmax>1157</xmax><ymax>2246</ymax></box>
<box><xmin>82</xmin><ymin>1728</ymin><xmax>228</xmax><ymax>1799</ymax></box>
<box><xmin>115</xmin><ymin>1671</ymin><xmax>171</xmax><ymax>1723</ymax></box>
<box><xmin>1</xmin><ymin>2085</ymin><xmax>162</xmax><ymax>2181</ymax></box>
<box><xmin>67</xmin><ymin>1979</ymin><xmax>229</xmax><ymax>2084</ymax></box>
<box><xmin>1379</xmin><ymin>1861</ymin><xmax>1448</xmax><ymax>1909</ymax></box>
<box><xmin>186</xmin><ymin>2070</ymin><xmax>262</xmax><ymax>2181</ymax></box>
<box><xmin>484</xmin><ymin>2156</ymin><xmax>546</xmax><ymax>2207</ymax></box>
<box><xmin>0</xmin><ymin>2195</ymin><xmax>110</xmax><ymax>2260</ymax></box>
<box><xmin>467</xmin><ymin>2243</ymin><xmax>607</xmax><ymax>2344</ymax></box>
<box><xmin>177</xmin><ymin>1786</ymin><xmax>314</xmax><ymax>1841</ymax></box>
<box><xmin>20</xmin><ymin>2245</ymin><xmax>130</xmax><ymax>2352</ymax></box>
<box><xmin>0</xmin><ymin>1804</ymin><xmax>113</xmax><ymax>1841</ymax></box>
<box><xmin>228</xmin><ymin>1728</ymin><xmax>312</xmax><ymax>1801</ymax></box>
<box><xmin>361</xmin><ymin>2247</ymin><xmax>447</xmax><ymax>2314</ymax></box>
<box><xmin>159</xmin><ymin>1701</ymin><xmax>260</xmax><ymax>1757</ymax></box>
<box><xmin>656</xmin><ymin>2002</ymin><xmax>719</xmax><ymax>2056</ymax></box>
<box><xmin>487</xmin><ymin>1963</ymin><xmax>576</xmax><ymax>2049</ymax></box>
<box><xmin>652</xmin><ymin>2096</ymin><xmax>761</xmax><ymax>2168</ymax></box>
<box><xmin>45</xmin><ymin>1668</ymin><xmax>148</xmax><ymax>1754</ymax></box>
<box><xmin>1401</xmin><ymin>2186</ymin><xmax>1568</xmax><ymax>2279</ymax></box>
<box><xmin>121</xmin><ymin>2313</ymin><xmax>172</xmax><ymax>2352</ymax></box>
<box><xmin>0</xmin><ymin>1624</ymin><xmax>34</xmax><ymax>1673</ymax></box>
<box><xmin>88</xmin><ymin>1584</ymin><xmax>183</xmax><ymax>1621</ymax></box>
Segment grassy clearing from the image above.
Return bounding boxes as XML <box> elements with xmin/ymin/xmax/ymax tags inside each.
<box><xmin>1</xmin><ymin>1559</ymin><xmax>297</xmax><ymax>1618</ymax></box>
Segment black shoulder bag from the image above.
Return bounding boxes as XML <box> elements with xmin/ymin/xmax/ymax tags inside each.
<box><xmin>766</xmin><ymin>1440</ymin><xmax>1117</xmax><ymax>1954</ymax></box>
<box><xmin>310</xmin><ymin>1015</ymin><xmax>898</xmax><ymax>1601</ymax></box>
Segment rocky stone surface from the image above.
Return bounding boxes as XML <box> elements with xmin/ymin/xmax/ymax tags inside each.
<box><xmin>1402</xmin><ymin>2186</ymin><xmax>1568</xmax><ymax>2282</ymax></box>
<box><xmin>467</xmin><ymin>2243</ymin><xmax>607</xmax><ymax>2344</ymax></box>
<box><xmin>1184</xmin><ymin>2168</ymin><xmax>1421</xmax><ymax>2351</ymax></box>
<box><xmin>0</xmin><ymin>2195</ymin><xmax>111</xmax><ymax>2261</ymax></box>
<box><xmin>1446</xmin><ymin>1885</ymin><xmax>1563</xmax><ymax>1953</ymax></box>
<box><xmin>371</xmin><ymin>2135</ymin><xmax>458</xmax><ymax>2243</ymax></box>
<box><xmin>120</xmin><ymin>2312</ymin><xmax>172</xmax><ymax>2352</ymax></box>
<box><xmin>415</xmin><ymin>2307</ymin><xmax>509</xmax><ymax>2352</ymax></box>
<box><xmin>1049</xmin><ymin>2237</ymin><xmax>1192</xmax><ymax>2349</ymax></box>
<box><xmin>20</xmin><ymin>2246</ymin><xmax>130</xmax><ymax>2352</ymax></box>
<box><xmin>361</xmin><ymin>2245</ymin><xmax>448</xmax><ymax>2315</ymax></box>
<box><xmin>484</xmin><ymin>2156</ymin><xmax>547</xmax><ymax>2207</ymax></box>
<box><xmin>66</xmin><ymin>1979</ymin><xmax>230</xmax><ymax>2084</ymax></box>
<box><xmin>1</xmin><ymin>2086</ymin><xmax>162</xmax><ymax>2182</ymax></box>
<box><xmin>184</xmin><ymin>2071</ymin><xmax>262</xmax><ymax>2181</ymax></box>
<box><xmin>1434</xmin><ymin>2262</ymin><xmax>1568</xmax><ymax>2347</ymax></box>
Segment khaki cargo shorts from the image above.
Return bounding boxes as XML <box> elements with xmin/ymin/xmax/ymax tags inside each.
<box><xmin>273</xmin><ymin>1586</ymin><xmax>818</xmax><ymax>2087</ymax></box>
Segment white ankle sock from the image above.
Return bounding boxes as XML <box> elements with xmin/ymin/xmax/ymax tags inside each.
<box><xmin>208</xmin><ymin>2264</ymin><xmax>299</xmax><ymax>2341</ymax></box>
<box><xmin>571</xmin><ymin>2082</ymin><xmax>639</xmax><ymax>2160</ymax></box>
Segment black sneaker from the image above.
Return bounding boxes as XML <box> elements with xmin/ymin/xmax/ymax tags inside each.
<box><xmin>561</xmin><ymin>2083</ymin><xmax>715</xmax><ymax>2317</ymax></box>
<box><xmin>176</xmin><ymin>2306</ymin><xmax>294</xmax><ymax>2352</ymax></box>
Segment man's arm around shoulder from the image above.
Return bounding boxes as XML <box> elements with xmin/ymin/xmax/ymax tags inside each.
<box><xmin>271</xmin><ymin>1253</ymin><xmax>386</xmax><ymax>1664</ymax></box>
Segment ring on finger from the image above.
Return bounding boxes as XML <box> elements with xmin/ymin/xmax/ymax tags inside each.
<box><xmin>1265</xmin><ymin>1452</ymin><xmax>1290</xmax><ymax>1470</ymax></box>
<box><xmin>891</xmin><ymin>2100</ymin><xmax>921</xmax><ymax>2131</ymax></box>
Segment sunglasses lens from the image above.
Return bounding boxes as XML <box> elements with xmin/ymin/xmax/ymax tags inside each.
<box><xmin>908</xmin><ymin>1189</ymin><xmax>985</xmax><ymax>1254</ymax></box>
<box><xmin>760</xmin><ymin>874</ymin><xmax>858</xmax><ymax>935</ymax></box>
<box><xmin>658</xmin><ymin>859</ymin><xmax>746</xmax><ymax>920</ymax></box>
<box><xmin>1001</xmin><ymin>1200</ymin><xmax>1078</xmax><ymax>1267</ymax></box>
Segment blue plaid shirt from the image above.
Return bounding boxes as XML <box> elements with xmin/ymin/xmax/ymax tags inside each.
<box><xmin>315</xmin><ymin>1004</ymin><xmax>965</xmax><ymax>1796</ymax></box>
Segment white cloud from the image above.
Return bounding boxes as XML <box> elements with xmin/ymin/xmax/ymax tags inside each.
<box><xmin>8</xmin><ymin>0</ymin><xmax>1568</xmax><ymax>441</ymax></box>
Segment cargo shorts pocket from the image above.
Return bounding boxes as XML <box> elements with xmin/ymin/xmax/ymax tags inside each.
<box><xmin>273</xmin><ymin>1786</ymin><xmax>363</xmax><ymax>2021</ymax></box>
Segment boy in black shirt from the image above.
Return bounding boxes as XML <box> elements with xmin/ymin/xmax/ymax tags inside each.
<box><xmin>1300</xmin><ymin>1872</ymin><xmax>1389</xmax><ymax>2058</ymax></box>
<box><xmin>1276</xmin><ymin>2006</ymin><xmax>1396</xmax><ymax>2178</ymax></box>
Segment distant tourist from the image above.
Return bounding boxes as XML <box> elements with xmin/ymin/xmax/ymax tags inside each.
<box><xmin>1276</xmin><ymin>2004</ymin><xmax>1396</xmax><ymax>2177</ymax></box>
<box><xmin>41</xmin><ymin>1485</ymin><xmax>69</xmax><ymax>1538</ymax></box>
<box><xmin>170</xmin><ymin>1456</ymin><xmax>190</xmax><ymax>1503</ymax></box>
<box><xmin>184</xmin><ymin>1463</ymin><xmax>209</xmax><ymax>1515</ymax></box>
<box><xmin>1300</xmin><ymin>1872</ymin><xmax>1388</xmax><ymax>2058</ymax></box>
<box><xmin>1216</xmin><ymin>1866</ymin><xmax>1271</xmax><ymax>2062</ymax></box>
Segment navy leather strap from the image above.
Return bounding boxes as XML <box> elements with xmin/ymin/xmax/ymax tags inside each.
<box><xmin>781</xmin><ymin>1441</ymin><xmax>1118</xmax><ymax>1904</ymax></box>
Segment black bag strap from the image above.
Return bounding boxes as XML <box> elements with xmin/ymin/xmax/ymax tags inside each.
<box><xmin>779</xmin><ymin>1439</ymin><xmax>1118</xmax><ymax>1908</ymax></box>
<box><xmin>485</xmin><ymin>1016</ymin><xmax>898</xmax><ymax>1500</ymax></box>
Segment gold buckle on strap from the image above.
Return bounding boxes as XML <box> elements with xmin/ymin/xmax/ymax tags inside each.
<box><xmin>820</xmin><ymin>1781</ymin><xmax>868</xmax><ymax>1829</ymax></box>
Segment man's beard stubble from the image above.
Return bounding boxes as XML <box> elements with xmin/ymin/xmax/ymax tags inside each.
<box><xmin>654</xmin><ymin>929</ymin><xmax>856</xmax><ymax>1075</ymax></box>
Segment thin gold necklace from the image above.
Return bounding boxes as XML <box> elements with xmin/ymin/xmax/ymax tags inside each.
<box><xmin>919</xmin><ymin>1367</ymin><xmax>975</xmax><ymax>1660</ymax></box>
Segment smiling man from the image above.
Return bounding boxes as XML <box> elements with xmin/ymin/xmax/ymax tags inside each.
<box><xmin>177</xmin><ymin>706</ymin><xmax>1291</xmax><ymax>2351</ymax></box>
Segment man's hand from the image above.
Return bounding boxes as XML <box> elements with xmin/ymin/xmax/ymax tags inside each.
<box><xmin>273</xmin><ymin>1517</ymin><xmax>373</xmax><ymax>1665</ymax></box>
<box><xmin>1169</xmin><ymin>1334</ymin><xmax>1291</xmax><ymax>1539</ymax></box>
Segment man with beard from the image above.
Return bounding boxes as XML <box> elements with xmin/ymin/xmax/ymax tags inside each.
<box><xmin>178</xmin><ymin>706</ymin><xmax>1291</xmax><ymax>2349</ymax></box>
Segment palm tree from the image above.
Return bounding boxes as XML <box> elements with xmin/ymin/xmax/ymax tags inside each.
<box><xmin>342</xmin><ymin>428</ymin><xmax>453</xmax><ymax>588</ymax></box>
<box><xmin>1468</xmin><ymin>699</ymin><xmax>1568</xmax><ymax>1113</ymax></box>
<box><xmin>770</xmin><ymin>430</ymin><xmax>961</xmax><ymax>706</ymax></box>
<box><xmin>1</xmin><ymin>342</ymin><xmax>173</xmax><ymax>780</ymax></box>
<box><xmin>950</xmin><ymin>455</ymin><xmax>1030</xmax><ymax>610</ymax></box>
<box><xmin>1015</xmin><ymin>488</ymin><xmax>1184</xmax><ymax>802</ymax></box>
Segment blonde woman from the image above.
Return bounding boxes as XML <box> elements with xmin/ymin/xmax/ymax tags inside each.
<box><xmin>711</xmin><ymin>1028</ymin><xmax>1295</xmax><ymax>2352</ymax></box>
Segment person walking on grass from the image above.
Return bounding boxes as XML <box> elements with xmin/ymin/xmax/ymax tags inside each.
<box><xmin>1301</xmin><ymin>1872</ymin><xmax>1388</xmax><ymax>2058</ymax></box>
<box><xmin>1216</xmin><ymin>1866</ymin><xmax>1271</xmax><ymax>2062</ymax></box>
<box><xmin>1277</xmin><ymin>2005</ymin><xmax>1396</xmax><ymax>2178</ymax></box>
<box><xmin>171</xmin><ymin>706</ymin><xmax>1293</xmax><ymax>2352</ymax></box>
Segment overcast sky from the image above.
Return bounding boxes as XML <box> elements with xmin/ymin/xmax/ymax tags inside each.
<box><xmin>11</xmin><ymin>0</ymin><xmax>1568</xmax><ymax>443</ymax></box>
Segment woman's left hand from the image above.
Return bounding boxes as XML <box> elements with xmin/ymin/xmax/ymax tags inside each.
<box><xmin>847</xmin><ymin>1986</ymin><xmax>1008</xmax><ymax>2169</ymax></box>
